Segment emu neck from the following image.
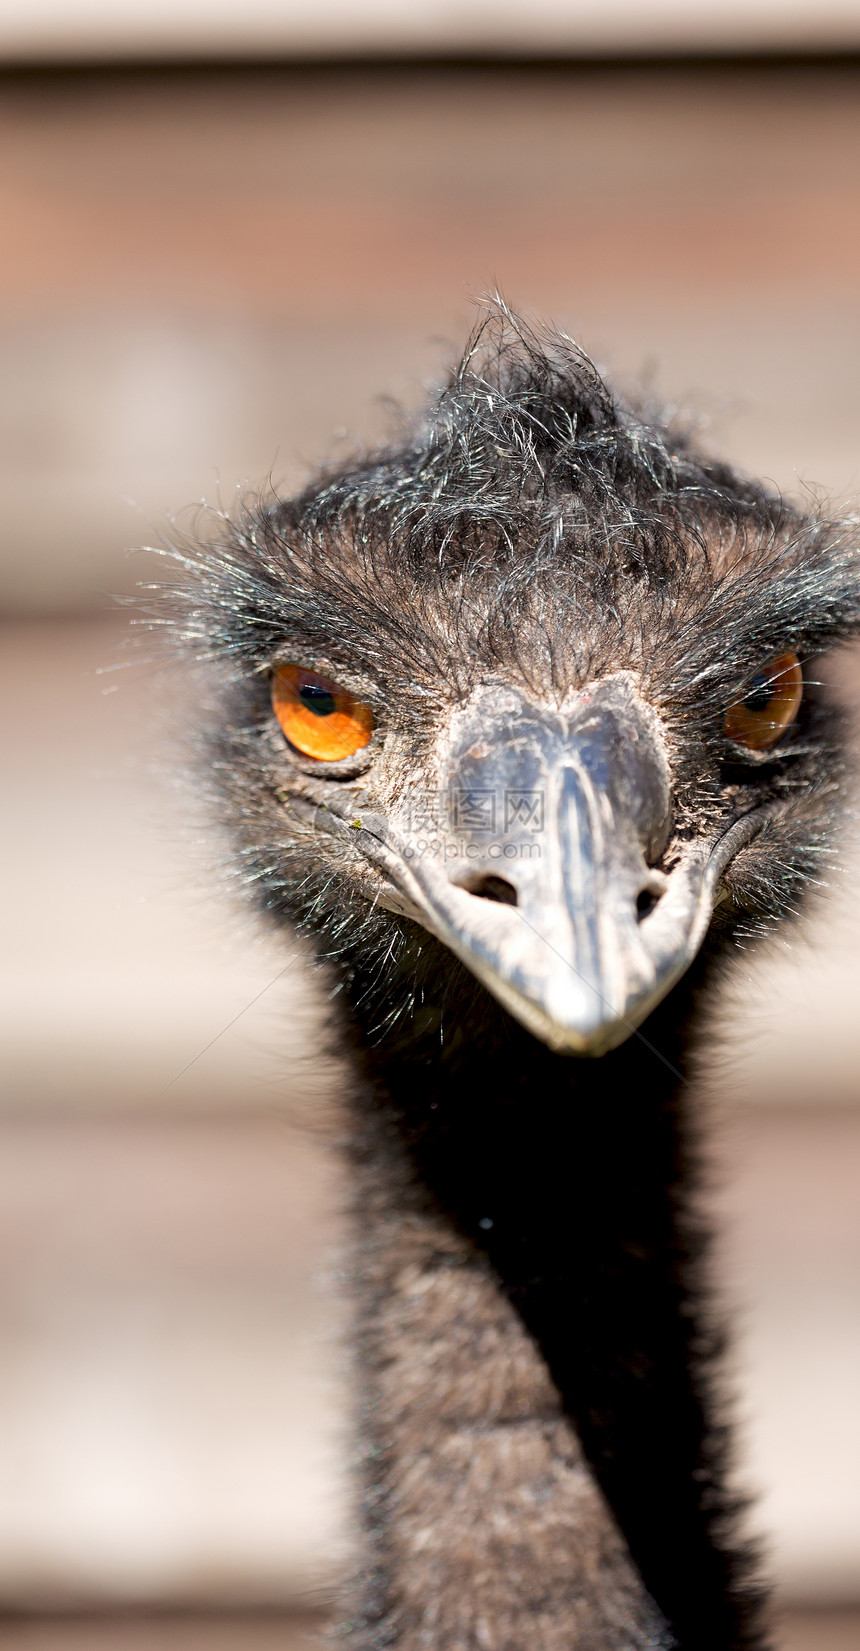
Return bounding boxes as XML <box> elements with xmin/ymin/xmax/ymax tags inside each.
<box><xmin>341</xmin><ymin>940</ymin><xmax>766</xmax><ymax>1651</ymax></box>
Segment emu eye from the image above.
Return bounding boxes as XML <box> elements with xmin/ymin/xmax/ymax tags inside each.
<box><xmin>271</xmin><ymin>664</ymin><xmax>374</xmax><ymax>762</ymax></box>
<box><xmin>724</xmin><ymin>652</ymin><xmax>803</xmax><ymax>752</ymax></box>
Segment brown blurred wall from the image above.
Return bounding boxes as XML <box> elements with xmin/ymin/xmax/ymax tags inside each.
<box><xmin>2</xmin><ymin>62</ymin><xmax>860</xmax><ymax>612</ymax></box>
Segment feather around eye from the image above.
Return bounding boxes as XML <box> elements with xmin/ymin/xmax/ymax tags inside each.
<box><xmin>271</xmin><ymin>664</ymin><xmax>375</xmax><ymax>761</ymax></box>
<box><xmin>724</xmin><ymin>652</ymin><xmax>803</xmax><ymax>752</ymax></box>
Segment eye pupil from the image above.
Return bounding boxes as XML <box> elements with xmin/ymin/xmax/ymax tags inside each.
<box><xmin>743</xmin><ymin>675</ymin><xmax>772</xmax><ymax>713</ymax></box>
<box><xmin>299</xmin><ymin>684</ymin><xmax>336</xmax><ymax>717</ymax></box>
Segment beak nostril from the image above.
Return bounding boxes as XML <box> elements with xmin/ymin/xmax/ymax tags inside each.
<box><xmin>459</xmin><ymin>874</ymin><xmax>519</xmax><ymax>907</ymax></box>
<box><xmin>636</xmin><ymin>887</ymin><xmax>661</xmax><ymax>923</ymax></box>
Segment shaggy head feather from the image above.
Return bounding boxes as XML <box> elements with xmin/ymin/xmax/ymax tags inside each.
<box><xmin>157</xmin><ymin>307</ymin><xmax>860</xmax><ymax>995</ymax></box>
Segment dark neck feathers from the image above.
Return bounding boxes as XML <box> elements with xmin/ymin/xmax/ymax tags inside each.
<box><xmin>335</xmin><ymin>927</ymin><xmax>769</xmax><ymax>1651</ymax></box>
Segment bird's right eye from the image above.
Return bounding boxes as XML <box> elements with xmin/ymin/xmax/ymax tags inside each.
<box><xmin>723</xmin><ymin>652</ymin><xmax>803</xmax><ymax>751</ymax></box>
<box><xmin>271</xmin><ymin>664</ymin><xmax>374</xmax><ymax>761</ymax></box>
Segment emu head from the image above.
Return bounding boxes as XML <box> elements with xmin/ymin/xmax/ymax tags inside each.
<box><xmin>170</xmin><ymin>314</ymin><xmax>860</xmax><ymax>1056</ymax></box>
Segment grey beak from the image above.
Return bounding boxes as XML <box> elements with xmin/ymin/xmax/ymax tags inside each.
<box><xmin>344</xmin><ymin>676</ymin><xmax>761</xmax><ymax>1055</ymax></box>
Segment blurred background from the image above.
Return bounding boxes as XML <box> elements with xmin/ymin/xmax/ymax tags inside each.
<box><xmin>1</xmin><ymin>4</ymin><xmax>859</xmax><ymax>1649</ymax></box>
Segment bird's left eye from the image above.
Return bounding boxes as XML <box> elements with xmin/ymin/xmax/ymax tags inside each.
<box><xmin>271</xmin><ymin>664</ymin><xmax>375</xmax><ymax>761</ymax></box>
<box><xmin>723</xmin><ymin>652</ymin><xmax>803</xmax><ymax>751</ymax></box>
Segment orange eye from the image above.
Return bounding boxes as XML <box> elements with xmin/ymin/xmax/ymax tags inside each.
<box><xmin>271</xmin><ymin>664</ymin><xmax>374</xmax><ymax>762</ymax></box>
<box><xmin>724</xmin><ymin>652</ymin><xmax>803</xmax><ymax>752</ymax></box>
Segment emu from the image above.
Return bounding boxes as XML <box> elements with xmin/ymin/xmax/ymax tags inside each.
<box><xmin>163</xmin><ymin>311</ymin><xmax>859</xmax><ymax>1651</ymax></box>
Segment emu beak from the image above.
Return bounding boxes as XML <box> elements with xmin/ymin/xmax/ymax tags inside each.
<box><xmin>350</xmin><ymin>677</ymin><xmax>759</xmax><ymax>1055</ymax></box>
